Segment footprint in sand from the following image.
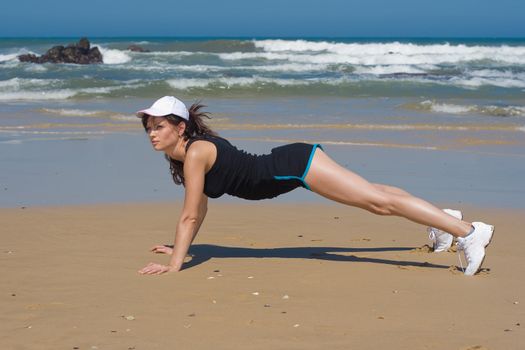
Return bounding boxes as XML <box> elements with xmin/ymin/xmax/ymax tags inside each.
<box><xmin>349</xmin><ymin>238</ymin><xmax>372</xmax><ymax>242</ymax></box>
<box><xmin>410</xmin><ymin>244</ymin><xmax>433</xmax><ymax>253</ymax></box>
<box><xmin>448</xmin><ymin>266</ymin><xmax>491</xmax><ymax>276</ymax></box>
<box><xmin>411</xmin><ymin>243</ymin><xmax>460</xmax><ymax>254</ymax></box>
<box><xmin>25</xmin><ymin>302</ymin><xmax>65</xmax><ymax>310</ymax></box>
<box><xmin>447</xmin><ymin>245</ymin><xmax>458</xmax><ymax>253</ymax></box>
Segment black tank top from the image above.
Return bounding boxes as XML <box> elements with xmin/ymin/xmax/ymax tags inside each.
<box><xmin>186</xmin><ymin>135</ymin><xmax>305</xmax><ymax>200</ymax></box>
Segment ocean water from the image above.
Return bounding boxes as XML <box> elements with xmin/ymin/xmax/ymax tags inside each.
<box><xmin>1</xmin><ymin>37</ymin><xmax>525</xmax><ymax>101</ymax></box>
<box><xmin>1</xmin><ymin>37</ymin><xmax>524</xmax><ymax>207</ymax></box>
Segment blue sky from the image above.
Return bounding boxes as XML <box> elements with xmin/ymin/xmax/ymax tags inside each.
<box><xmin>1</xmin><ymin>0</ymin><xmax>524</xmax><ymax>37</ymax></box>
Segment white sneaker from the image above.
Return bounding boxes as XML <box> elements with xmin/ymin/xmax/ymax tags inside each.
<box><xmin>457</xmin><ymin>222</ymin><xmax>495</xmax><ymax>276</ymax></box>
<box><xmin>427</xmin><ymin>209</ymin><xmax>463</xmax><ymax>252</ymax></box>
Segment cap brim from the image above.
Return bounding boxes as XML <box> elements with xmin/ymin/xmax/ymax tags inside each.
<box><xmin>135</xmin><ymin>107</ymin><xmax>170</xmax><ymax>118</ymax></box>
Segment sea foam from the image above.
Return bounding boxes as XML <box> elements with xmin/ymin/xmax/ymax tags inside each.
<box><xmin>421</xmin><ymin>100</ymin><xmax>473</xmax><ymax>114</ymax></box>
<box><xmin>0</xmin><ymin>77</ymin><xmax>56</xmax><ymax>89</ymax></box>
<box><xmin>166</xmin><ymin>76</ymin><xmax>305</xmax><ymax>90</ymax></box>
<box><xmin>451</xmin><ymin>77</ymin><xmax>525</xmax><ymax>89</ymax></box>
<box><xmin>353</xmin><ymin>65</ymin><xmax>426</xmax><ymax>75</ymax></box>
<box><xmin>40</xmin><ymin>108</ymin><xmax>106</xmax><ymax>117</ymax></box>
<box><xmin>416</xmin><ymin>100</ymin><xmax>525</xmax><ymax>117</ymax></box>
<box><xmin>97</xmin><ymin>46</ymin><xmax>132</xmax><ymax>64</ymax></box>
<box><xmin>0</xmin><ymin>53</ymin><xmax>19</xmax><ymax>62</ymax></box>
<box><xmin>0</xmin><ymin>90</ymin><xmax>77</xmax><ymax>101</ymax></box>
<box><xmin>253</xmin><ymin>39</ymin><xmax>525</xmax><ymax>66</ymax></box>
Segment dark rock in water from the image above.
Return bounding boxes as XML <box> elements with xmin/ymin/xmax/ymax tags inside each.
<box><xmin>127</xmin><ymin>45</ymin><xmax>150</xmax><ymax>53</ymax></box>
<box><xmin>17</xmin><ymin>53</ymin><xmax>39</xmax><ymax>63</ymax></box>
<box><xmin>78</xmin><ymin>37</ymin><xmax>90</xmax><ymax>51</ymax></box>
<box><xmin>18</xmin><ymin>38</ymin><xmax>103</xmax><ymax>64</ymax></box>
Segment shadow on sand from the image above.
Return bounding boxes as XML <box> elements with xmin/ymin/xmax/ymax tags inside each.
<box><xmin>165</xmin><ymin>244</ymin><xmax>449</xmax><ymax>271</ymax></box>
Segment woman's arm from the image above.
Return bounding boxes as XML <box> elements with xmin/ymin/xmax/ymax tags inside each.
<box><xmin>168</xmin><ymin>192</ymin><xmax>208</xmax><ymax>271</ymax></box>
<box><xmin>149</xmin><ymin>194</ymin><xmax>207</xmax><ymax>255</ymax></box>
<box><xmin>139</xmin><ymin>142</ymin><xmax>212</xmax><ymax>275</ymax></box>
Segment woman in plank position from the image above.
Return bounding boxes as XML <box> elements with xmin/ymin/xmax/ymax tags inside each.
<box><xmin>136</xmin><ymin>96</ymin><xmax>494</xmax><ymax>276</ymax></box>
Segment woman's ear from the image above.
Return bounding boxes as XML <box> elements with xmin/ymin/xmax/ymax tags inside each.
<box><xmin>177</xmin><ymin>121</ymin><xmax>187</xmax><ymax>136</ymax></box>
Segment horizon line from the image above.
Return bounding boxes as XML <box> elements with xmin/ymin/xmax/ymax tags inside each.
<box><xmin>1</xmin><ymin>35</ymin><xmax>525</xmax><ymax>40</ymax></box>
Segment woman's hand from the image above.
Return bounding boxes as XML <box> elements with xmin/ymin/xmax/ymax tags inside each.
<box><xmin>150</xmin><ymin>245</ymin><xmax>173</xmax><ymax>255</ymax></box>
<box><xmin>138</xmin><ymin>262</ymin><xmax>178</xmax><ymax>275</ymax></box>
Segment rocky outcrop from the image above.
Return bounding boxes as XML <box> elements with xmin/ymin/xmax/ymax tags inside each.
<box><xmin>18</xmin><ymin>38</ymin><xmax>103</xmax><ymax>64</ymax></box>
<box><xmin>127</xmin><ymin>45</ymin><xmax>150</xmax><ymax>53</ymax></box>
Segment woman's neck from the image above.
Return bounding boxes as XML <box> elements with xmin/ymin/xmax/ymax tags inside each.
<box><xmin>166</xmin><ymin>138</ymin><xmax>188</xmax><ymax>162</ymax></box>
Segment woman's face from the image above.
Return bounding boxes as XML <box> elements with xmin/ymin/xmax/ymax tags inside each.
<box><xmin>145</xmin><ymin>116</ymin><xmax>181</xmax><ymax>152</ymax></box>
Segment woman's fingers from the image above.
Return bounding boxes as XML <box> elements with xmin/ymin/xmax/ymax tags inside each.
<box><xmin>138</xmin><ymin>262</ymin><xmax>159</xmax><ymax>274</ymax></box>
<box><xmin>150</xmin><ymin>245</ymin><xmax>173</xmax><ymax>254</ymax></box>
<box><xmin>138</xmin><ymin>263</ymin><xmax>170</xmax><ymax>275</ymax></box>
<box><xmin>139</xmin><ymin>267</ymin><xmax>158</xmax><ymax>274</ymax></box>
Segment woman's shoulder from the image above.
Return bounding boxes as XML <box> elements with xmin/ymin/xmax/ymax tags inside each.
<box><xmin>187</xmin><ymin>134</ymin><xmax>224</xmax><ymax>146</ymax></box>
<box><xmin>186</xmin><ymin>138</ymin><xmax>216</xmax><ymax>156</ymax></box>
<box><xmin>188</xmin><ymin>135</ymin><xmax>233</xmax><ymax>151</ymax></box>
<box><xmin>185</xmin><ymin>138</ymin><xmax>219</xmax><ymax>172</ymax></box>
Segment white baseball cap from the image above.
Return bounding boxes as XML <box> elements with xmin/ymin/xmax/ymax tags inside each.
<box><xmin>136</xmin><ymin>96</ymin><xmax>189</xmax><ymax>120</ymax></box>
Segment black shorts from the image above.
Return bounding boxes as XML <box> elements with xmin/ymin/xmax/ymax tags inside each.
<box><xmin>271</xmin><ymin>143</ymin><xmax>324</xmax><ymax>191</ymax></box>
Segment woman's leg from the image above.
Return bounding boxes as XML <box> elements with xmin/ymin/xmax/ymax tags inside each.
<box><xmin>304</xmin><ymin>148</ymin><xmax>472</xmax><ymax>237</ymax></box>
<box><xmin>372</xmin><ymin>183</ymin><xmax>411</xmax><ymax>197</ymax></box>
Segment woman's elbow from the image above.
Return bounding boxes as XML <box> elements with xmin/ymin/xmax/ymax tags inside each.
<box><xmin>180</xmin><ymin>213</ymin><xmax>200</xmax><ymax>225</ymax></box>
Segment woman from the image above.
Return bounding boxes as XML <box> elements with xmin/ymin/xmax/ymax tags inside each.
<box><xmin>136</xmin><ymin>96</ymin><xmax>494</xmax><ymax>276</ymax></box>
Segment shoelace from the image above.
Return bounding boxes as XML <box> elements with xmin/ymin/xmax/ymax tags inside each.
<box><xmin>427</xmin><ymin>227</ymin><xmax>437</xmax><ymax>241</ymax></box>
<box><xmin>456</xmin><ymin>239</ymin><xmax>466</xmax><ymax>273</ymax></box>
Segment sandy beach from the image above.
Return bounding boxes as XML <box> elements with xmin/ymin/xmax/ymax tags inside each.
<box><xmin>2</xmin><ymin>36</ymin><xmax>524</xmax><ymax>349</ymax></box>
<box><xmin>1</xmin><ymin>201</ymin><xmax>523</xmax><ymax>349</ymax></box>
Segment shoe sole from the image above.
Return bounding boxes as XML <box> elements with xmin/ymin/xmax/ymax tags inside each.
<box><xmin>472</xmin><ymin>225</ymin><xmax>495</xmax><ymax>275</ymax></box>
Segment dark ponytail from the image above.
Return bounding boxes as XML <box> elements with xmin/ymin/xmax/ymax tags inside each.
<box><xmin>141</xmin><ymin>101</ymin><xmax>217</xmax><ymax>186</ymax></box>
<box><xmin>183</xmin><ymin>102</ymin><xmax>217</xmax><ymax>139</ymax></box>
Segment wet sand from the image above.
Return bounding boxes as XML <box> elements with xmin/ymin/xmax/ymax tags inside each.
<box><xmin>2</xmin><ymin>131</ymin><xmax>525</xmax><ymax>208</ymax></box>
<box><xmin>1</xmin><ymin>202</ymin><xmax>523</xmax><ymax>349</ymax></box>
